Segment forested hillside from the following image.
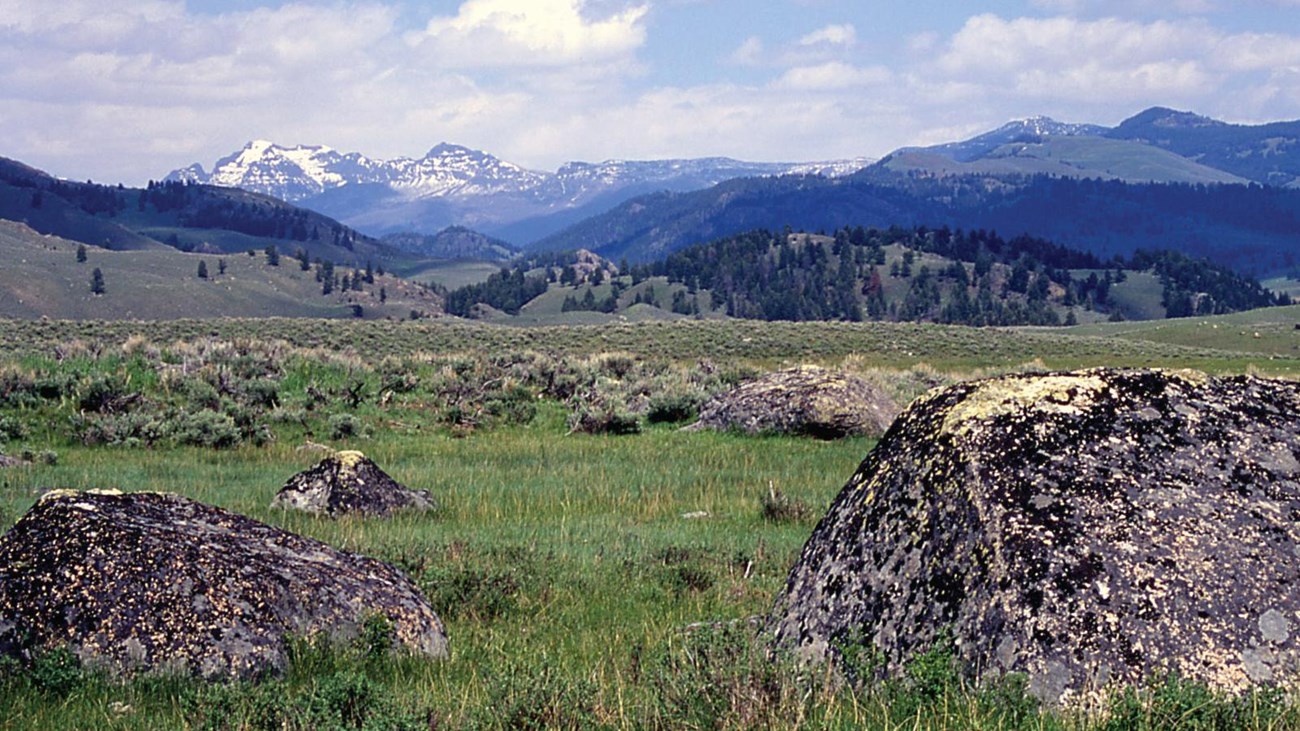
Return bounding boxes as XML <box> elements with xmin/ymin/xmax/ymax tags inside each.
<box><xmin>639</xmin><ymin>226</ymin><xmax>1280</xmax><ymax>325</ymax></box>
<box><xmin>532</xmin><ymin>170</ymin><xmax>1300</xmax><ymax>276</ymax></box>
<box><xmin>443</xmin><ymin>226</ymin><xmax>1283</xmax><ymax>326</ymax></box>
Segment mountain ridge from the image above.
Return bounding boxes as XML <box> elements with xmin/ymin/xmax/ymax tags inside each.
<box><xmin>888</xmin><ymin>106</ymin><xmax>1300</xmax><ymax>187</ymax></box>
<box><xmin>165</xmin><ymin>142</ymin><xmax>872</xmax><ymax>241</ymax></box>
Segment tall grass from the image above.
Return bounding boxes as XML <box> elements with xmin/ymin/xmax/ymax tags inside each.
<box><xmin>2</xmin><ymin>320</ymin><xmax>1300</xmax><ymax>728</ymax></box>
<box><xmin>5</xmin><ymin>419</ymin><xmax>1298</xmax><ymax>729</ymax></box>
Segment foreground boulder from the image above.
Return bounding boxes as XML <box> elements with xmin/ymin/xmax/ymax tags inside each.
<box><xmin>0</xmin><ymin>490</ymin><xmax>447</xmax><ymax>678</ymax></box>
<box><xmin>272</xmin><ymin>450</ymin><xmax>435</xmax><ymax>517</ymax></box>
<box><xmin>770</xmin><ymin>368</ymin><xmax>1300</xmax><ymax>702</ymax></box>
<box><xmin>686</xmin><ymin>365</ymin><xmax>898</xmax><ymax>439</ymax></box>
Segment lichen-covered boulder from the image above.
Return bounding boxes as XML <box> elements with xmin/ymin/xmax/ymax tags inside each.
<box><xmin>0</xmin><ymin>490</ymin><xmax>448</xmax><ymax>678</ymax></box>
<box><xmin>770</xmin><ymin>368</ymin><xmax>1300</xmax><ymax>703</ymax></box>
<box><xmin>272</xmin><ymin>450</ymin><xmax>435</xmax><ymax>517</ymax></box>
<box><xmin>686</xmin><ymin>365</ymin><xmax>898</xmax><ymax>439</ymax></box>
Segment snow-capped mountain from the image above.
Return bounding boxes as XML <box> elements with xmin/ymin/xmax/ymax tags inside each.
<box><xmin>167</xmin><ymin>141</ymin><xmax>547</xmax><ymax>201</ymax></box>
<box><xmin>168</xmin><ymin>141</ymin><xmax>387</xmax><ymax>200</ymax></box>
<box><xmin>910</xmin><ymin>115</ymin><xmax>1110</xmax><ymax>163</ymax></box>
<box><xmin>166</xmin><ymin>142</ymin><xmax>872</xmax><ymax>241</ymax></box>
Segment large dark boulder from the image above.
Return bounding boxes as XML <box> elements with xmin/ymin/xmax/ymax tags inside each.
<box><xmin>0</xmin><ymin>490</ymin><xmax>447</xmax><ymax>678</ymax></box>
<box><xmin>686</xmin><ymin>365</ymin><xmax>899</xmax><ymax>439</ymax></box>
<box><xmin>272</xmin><ymin>450</ymin><xmax>435</xmax><ymax>517</ymax></box>
<box><xmin>770</xmin><ymin>368</ymin><xmax>1300</xmax><ymax>702</ymax></box>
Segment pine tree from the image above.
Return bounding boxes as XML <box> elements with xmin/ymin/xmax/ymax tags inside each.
<box><xmin>197</xmin><ymin>260</ymin><xmax>208</xmax><ymax>279</ymax></box>
<box><xmin>90</xmin><ymin>268</ymin><xmax>105</xmax><ymax>295</ymax></box>
<box><xmin>76</xmin><ymin>245</ymin><xmax>87</xmax><ymax>263</ymax></box>
<box><xmin>264</xmin><ymin>244</ymin><xmax>280</xmax><ymax>266</ymax></box>
<box><xmin>218</xmin><ymin>258</ymin><xmax>227</xmax><ymax>275</ymax></box>
<box><xmin>321</xmin><ymin>261</ymin><xmax>335</xmax><ymax>295</ymax></box>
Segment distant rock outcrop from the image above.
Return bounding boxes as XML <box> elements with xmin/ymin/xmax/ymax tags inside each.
<box><xmin>686</xmin><ymin>366</ymin><xmax>898</xmax><ymax>439</ymax></box>
<box><xmin>770</xmin><ymin>368</ymin><xmax>1300</xmax><ymax>702</ymax></box>
<box><xmin>272</xmin><ymin>450</ymin><xmax>436</xmax><ymax>517</ymax></box>
<box><xmin>0</xmin><ymin>490</ymin><xmax>447</xmax><ymax>678</ymax></box>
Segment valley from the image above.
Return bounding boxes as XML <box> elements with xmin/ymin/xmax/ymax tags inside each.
<box><xmin>4</xmin><ymin>103</ymin><xmax>1300</xmax><ymax>729</ymax></box>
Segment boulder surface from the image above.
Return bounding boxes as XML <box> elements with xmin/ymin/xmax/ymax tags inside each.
<box><xmin>687</xmin><ymin>365</ymin><xmax>898</xmax><ymax>439</ymax></box>
<box><xmin>770</xmin><ymin>368</ymin><xmax>1300</xmax><ymax>702</ymax></box>
<box><xmin>272</xmin><ymin>450</ymin><xmax>435</xmax><ymax>517</ymax></box>
<box><xmin>0</xmin><ymin>490</ymin><xmax>447</xmax><ymax>678</ymax></box>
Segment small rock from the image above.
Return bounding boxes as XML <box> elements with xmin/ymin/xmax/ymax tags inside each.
<box><xmin>272</xmin><ymin>450</ymin><xmax>436</xmax><ymax>517</ymax></box>
<box><xmin>686</xmin><ymin>365</ymin><xmax>899</xmax><ymax>439</ymax></box>
<box><xmin>0</xmin><ymin>490</ymin><xmax>448</xmax><ymax>678</ymax></box>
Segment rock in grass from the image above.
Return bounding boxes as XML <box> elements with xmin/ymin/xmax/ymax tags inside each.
<box><xmin>272</xmin><ymin>450</ymin><xmax>435</xmax><ymax>517</ymax></box>
<box><xmin>770</xmin><ymin>368</ymin><xmax>1300</xmax><ymax>703</ymax></box>
<box><xmin>686</xmin><ymin>365</ymin><xmax>898</xmax><ymax>439</ymax></box>
<box><xmin>0</xmin><ymin>490</ymin><xmax>447</xmax><ymax>678</ymax></box>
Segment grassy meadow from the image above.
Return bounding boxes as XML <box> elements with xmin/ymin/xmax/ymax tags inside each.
<box><xmin>0</xmin><ymin>221</ymin><xmax>442</xmax><ymax>321</ymax></box>
<box><xmin>1</xmin><ymin>316</ymin><xmax>1299</xmax><ymax>729</ymax></box>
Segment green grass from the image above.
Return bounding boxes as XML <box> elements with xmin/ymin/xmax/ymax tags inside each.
<box><xmin>1064</xmin><ymin>303</ymin><xmax>1300</xmax><ymax>358</ymax></box>
<box><xmin>0</xmin><ymin>413</ymin><xmax>870</xmax><ymax>729</ymax></box>
<box><xmin>396</xmin><ymin>259</ymin><xmax>505</xmax><ymax>290</ymax></box>
<box><xmin>4</xmin><ymin>419</ymin><xmax>1296</xmax><ymax>729</ymax></box>
<box><xmin>2</xmin><ymin>315</ymin><xmax>1298</xmax><ymax>375</ymax></box>
<box><xmin>0</xmin><ymin>221</ymin><xmax>441</xmax><ymax>320</ymax></box>
<box><xmin>2</xmin><ymin>318</ymin><xmax>1300</xmax><ymax>728</ymax></box>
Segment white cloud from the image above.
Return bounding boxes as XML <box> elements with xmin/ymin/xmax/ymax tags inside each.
<box><xmin>798</xmin><ymin>24</ymin><xmax>856</xmax><ymax>47</ymax></box>
<box><xmin>729</xmin><ymin>21</ymin><xmax>860</xmax><ymax>69</ymax></box>
<box><xmin>729</xmin><ymin>36</ymin><xmax>765</xmax><ymax>66</ymax></box>
<box><xmin>4</xmin><ymin>1</ymin><xmax>1300</xmax><ymax>192</ymax></box>
<box><xmin>415</xmin><ymin>0</ymin><xmax>649</xmax><ymax>67</ymax></box>
<box><xmin>903</xmin><ymin>13</ymin><xmax>1300</xmax><ymax>131</ymax></box>
<box><xmin>1214</xmin><ymin>32</ymin><xmax>1300</xmax><ymax>71</ymax></box>
<box><xmin>773</xmin><ymin>62</ymin><xmax>890</xmax><ymax>91</ymax></box>
<box><xmin>928</xmin><ymin>14</ymin><xmax>1241</xmax><ymax>109</ymax></box>
<box><xmin>0</xmin><ymin>0</ymin><xmax>184</xmax><ymax>40</ymax></box>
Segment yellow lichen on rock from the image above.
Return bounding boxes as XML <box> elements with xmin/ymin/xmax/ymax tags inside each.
<box><xmin>941</xmin><ymin>374</ymin><xmax>1110</xmax><ymax>437</ymax></box>
<box><xmin>335</xmin><ymin>450</ymin><xmax>366</xmax><ymax>477</ymax></box>
<box><xmin>1163</xmin><ymin>368</ymin><xmax>1210</xmax><ymax>388</ymax></box>
<box><xmin>39</xmin><ymin>488</ymin><xmax>123</xmax><ymax>503</ymax></box>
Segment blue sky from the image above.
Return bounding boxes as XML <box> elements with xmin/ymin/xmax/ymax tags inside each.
<box><xmin>3</xmin><ymin>0</ymin><xmax>1300</xmax><ymax>184</ymax></box>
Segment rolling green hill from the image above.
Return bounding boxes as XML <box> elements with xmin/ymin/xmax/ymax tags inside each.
<box><xmin>880</xmin><ymin>136</ymin><xmax>1246</xmax><ymax>185</ymax></box>
<box><xmin>0</xmin><ymin>220</ymin><xmax>442</xmax><ymax>320</ymax></box>
<box><xmin>1106</xmin><ymin>107</ymin><xmax>1300</xmax><ymax>187</ymax></box>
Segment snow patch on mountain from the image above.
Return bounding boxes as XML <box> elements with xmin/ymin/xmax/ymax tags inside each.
<box><xmin>908</xmin><ymin>115</ymin><xmax>1110</xmax><ymax>163</ymax></box>
<box><xmin>166</xmin><ymin>142</ymin><xmax>871</xmax><ymax>205</ymax></box>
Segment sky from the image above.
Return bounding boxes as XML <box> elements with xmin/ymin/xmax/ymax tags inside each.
<box><xmin>3</xmin><ymin>0</ymin><xmax>1300</xmax><ymax>185</ymax></box>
